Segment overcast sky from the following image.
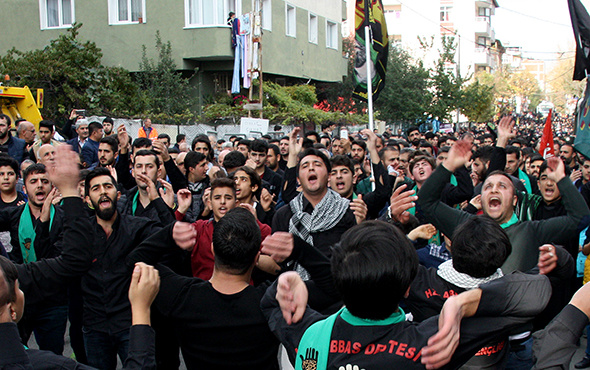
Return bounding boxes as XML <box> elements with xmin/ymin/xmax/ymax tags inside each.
<box><xmin>493</xmin><ymin>0</ymin><xmax>585</xmax><ymax>63</ymax></box>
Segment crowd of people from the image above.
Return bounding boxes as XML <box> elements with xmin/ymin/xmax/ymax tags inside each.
<box><xmin>1</xmin><ymin>110</ymin><xmax>590</xmax><ymax>370</ymax></box>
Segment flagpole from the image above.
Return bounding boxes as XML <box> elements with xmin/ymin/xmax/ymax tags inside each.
<box><xmin>364</xmin><ymin>25</ymin><xmax>374</xmax><ymax>132</ymax></box>
<box><xmin>364</xmin><ymin>24</ymin><xmax>376</xmax><ymax>191</ymax></box>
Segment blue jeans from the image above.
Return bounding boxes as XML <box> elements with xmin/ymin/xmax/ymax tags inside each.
<box><xmin>83</xmin><ymin>327</ymin><xmax>130</xmax><ymax>370</ymax></box>
<box><xmin>19</xmin><ymin>305</ymin><xmax>68</xmax><ymax>355</ymax></box>
<box><xmin>506</xmin><ymin>336</ymin><xmax>534</xmax><ymax>370</ymax></box>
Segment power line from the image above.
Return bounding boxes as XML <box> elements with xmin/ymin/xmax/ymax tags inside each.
<box><xmin>497</xmin><ymin>7</ymin><xmax>571</xmax><ymax>27</ymax></box>
<box><xmin>392</xmin><ymin>0</ymin><xmax>575</xmax><ymax>63</ymax></box>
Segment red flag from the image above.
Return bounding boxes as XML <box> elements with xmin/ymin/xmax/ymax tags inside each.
<box><xmin>538</xmin><ymin>109</ymin><xmax>555</xmax><ymax>159</ymax></box>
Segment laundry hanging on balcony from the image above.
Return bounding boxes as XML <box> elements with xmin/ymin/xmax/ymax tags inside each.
<box><xmin>231</xmin><ymin>13</ymin><xmax>259</xmax><ymax>94</ymax></box>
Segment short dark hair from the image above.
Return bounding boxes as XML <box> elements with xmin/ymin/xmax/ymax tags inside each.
<box><xmin>424</xmin><ymin>132</ymin><xmax>436</xmax><ymax>140</ymax></box>
<box><xmin>268</xmin><ymin>144</ymin><xmax>280</xmax><ymax>157</ymax></box>
<box><xmin>409</xmin><ymin>155</ymin><xmax>436</xmax><ymax>173</ymax></box>
<box><xmin>332</xmin><ymin>221</ymin><xmax>418</xmax><ymax>320</ymax></box>
<box><xmin>250</xmin><ymin>139</ymin><xmax>269</xmax><ymax>154</ymax></box>
<box><xmin>406</xmin><ymin>126</ymin><xmax>419</xmax><ymax>136</ymax></box>
<box><xmin>538</xmin><ymin>160</ymin><xmax>551</xmax><ymax>177</ymax></box>
<box><xmin>176</xmin><ymin>134</ymin><xmax>186</xmax><ymax>143</ymax></box>
<box><xmin>210</xmin><ymin>176</ymin><xmax>236</xmax><ymax>196</ymax></box>
<box><xmin>102</xmin><ymin>117</ymin><xmax>114</xmax><ymax>125</ymax></box>
<box><xmin>351</xmin><ymin>140</ymin><xmax>367</xmax><ymax>151</ymax></box>
<box><xmin>234</xmin><ymin>166</ymin><xmax>261</xmax><ymax>199</ymax></box>
<box><xmin>0</xmin><ymin>155</ymin><xmax>19</xmax><ymax>177</ymax></box>
<box><xmin>529</xmin><ymin>154</ymin><xmax>543</xmax><ymax>164</ymax></box>
<box><xmin>39</xmin><ymin>120</ymin><xmax>54</xmax><ymax>132</ymax></box>
<box><xmin>184</xmin><ymin>151</ymin><xmax>207</xmax><ymax>170</ymax></box>
<box><xmin>451</xmin><ymin>216</ymin><xmax>512</xmax><ymax>277</ymax></box>
<box><xmin>238</xmin><ymin>139</ymin><xmax>251</xmax><ymax>150</ymax></box>
<box><xmin>505</xmin><ymin>145</ymin><xmax>521</xmax><ymax>160</ymax></box>
<box><xmin>0</xmin><ymin>114</ymin><xmax>11</xmax><ymax>126</ymax></box>
<box><xmin>212</xmin><ymin>207</ymin><xmax>261</xmax><ymax>274</ymax></box>
<box><xmin>297</xmin><ymin>148</ymin><xmax>331</xmax><ymax>176</ymax></box>
<box><xmin>22</xmin><ymin>163</ymin><xmax>46</xmax><ymax>182</ymax></box>
<box><xmin>133</xmin><ymin>149</ymin><xmax>160</xmax><ymax>168</ymax></box>
<box><xmin>0</xmin><ymin>255</ymin><xmax>18</xmax><ymax>307</ymax></box>
<box><xmin>305</xmin><ymin>131</ymin><xmax>321</xmax><ymax>143</ymax></box>
<box><xmin>223</xmin><ymin>151</ymin><xmax>246</xmax><ymax>170</ymax></box>
<box><xmin>158</xmin><ymin>133</ymin><xmax>171</xmax><ymax>143</ymax></box>
<box><xmin>100</xmin><ymin>136</ymin><xmax>119</xmax><ymax>153</ymax></box>
<box><xmin>330</xmin><ymin>154</ymin><xmax>354</xmax><ymax>173</ymax></box>
<box><xmin>88</xmin><ymin>122</ymin><xmax>103</xmax><ymax>137</ymax></box>
<box><xmin>85</xmin><ymin>167</ymin><xmax>118</xmax><ymax>198</ymax></box>
<box><xmin>132</xmin><ymin>137</ymin><xmax>152</xmax><ymax>154</ymax></box>
<box><xmin>472</xmin><ymin>145</ymin><xmax>494</xmax><ymax>163</ymax></box>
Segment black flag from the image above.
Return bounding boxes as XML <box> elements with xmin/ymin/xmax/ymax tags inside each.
<box><xmin>568</xmin><ymin>0</ymin><xmax>590</xmax><ymax>80</ymax></box>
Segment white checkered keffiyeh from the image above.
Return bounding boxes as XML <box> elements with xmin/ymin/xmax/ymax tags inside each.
<box><xmin>437</xmin><ymin>260</ymin><xmax>503</xmax><ymax>290</ymax></box>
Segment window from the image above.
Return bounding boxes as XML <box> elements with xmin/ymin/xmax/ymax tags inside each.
<box><xmin>185</xmin><ymin>0</ymin><xmax>236</xmax><ymax>27</ymax></box>
<box><xmin>326</xmin><ymin>20</ymin><xmax>337</xmax><ymax>49</ymax></box>
<box><xmin>478</xmin><ymin>7</ymin><xmax>491</xmax><ymax>17</ymax></box>
<box><xmin>477</xmin><ymin>36</ymin><xmax>487</xmax><ymax>48</ymax></box>
<box><xmin>308</xmin><ymin>13</ymin><xmax>317</xmax><ymax>44</ymax></box>
<box><xmin>286</xmin><ymin>3</ymin><xmax>296</xmax><ymax>37</ymax></box>
<box><xmin>39</xmin><ymin>0</ymin><xmax>74</xmax><ymax>29</ymax></box>
<box><xmin>440</xmin><ymin>6</ymin><xmax>452</xmax><ymax>22</ymax></box>
<box><xmin>108</xmin><ymin>0</ymin><xmax>146</xmax><ymax>25</ymax></box>
<box><xmin>262</xmin><ymin>0</ymin><xmax>271</xmax><ymax>30</ymax></box>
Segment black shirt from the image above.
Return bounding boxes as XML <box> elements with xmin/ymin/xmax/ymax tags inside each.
<box><xmin>81</xmin><ymin>212</ymin><xmax>159</xmax><ymax>334</ymax></box>
<box><xmin>0</xmin><ymin>191</ymin><xmax>25</xmax><ymax>209</ymax></box>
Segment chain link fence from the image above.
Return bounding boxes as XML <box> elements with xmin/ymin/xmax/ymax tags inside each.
<box><xmin>87</xmin><ymin>115</ymin><xmax>293</xmax><ymax>144</ymax></box>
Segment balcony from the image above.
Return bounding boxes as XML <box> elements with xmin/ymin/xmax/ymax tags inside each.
<box><xmin>473</xmin><ymin>47</ymin><xmax>492</xmax><ymax>66</ymax></box>
<box><xmin>474</xmin><ymin>16</ymin><xmax>492</xmax><ymax>36</ymax></box>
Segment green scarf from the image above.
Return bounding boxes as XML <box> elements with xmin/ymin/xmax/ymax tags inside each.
<box><xmin>132</xmin><ymin>191</ymin><xmax>140</xmax><ymax>216</ymax></box>
<box><xmin>18</xmin><ymin>203</ymin><xmax>55</xmax><ymax>263</ymax></box>
<box><xmin>295</xmin><ymin>307</ymin><xmax>406</xmax><ymax>370</ymax></box>
<box><xmin>500</xmin><ymin>212</ymin><xmax>518</xmax><ymax>229</ymax></box>
<box><xmin>518</xmin><ymin>169</ymin><xmax>532</xmax><ymax>194</ymax></box>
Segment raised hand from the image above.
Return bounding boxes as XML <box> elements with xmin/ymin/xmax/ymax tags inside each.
<box><xmin>389</xmin><ymin>184</ymin><xmax>417</xmax><ymax>224</ymax></box>
<box><xmin>277</xmin><ymin>271</ymin><xmax>308</xmax><ymax>325</ymax></box>
<box><xmin>443</xmin><ymin>139</ymin><xmax>472</xmax><ymax>173</ymax></box>
<box><xmin>176</xmin><ymin>189</ymin><xmax>192</xmax><ymax>214</ymax></box>
<box><xmin>350</xmin><ymin>194</ymin><xmax>367</xmax><ymax>224</ymax></box>
<box><xmin>261</xmin><ymin>232</ymin><xmax>294</xmax><ymax>263</ymax></box>
<box><xmin>128</xmin><ymin>262</ymin><xmax>160</xmax><ymax>326</ymax></box>
<box><xmin>172</xmin><ymin>221</ymin><xmax>197</xmax><ymax>251</ymax></box>
<box><xmin>158</xmin><ymin>179</ymin><xmax>174</xmax><ymax>208</ymax></box>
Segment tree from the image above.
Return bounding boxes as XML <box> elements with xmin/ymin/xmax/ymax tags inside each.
<box><xmin>136</xmin><ymin>32</ymin><xmax>197</xmax><ymax>124</ymax></box>
<box><xmin>427</xmin><ymin>36</ymin><xmax>465</xmax><ymax>123</ymax></box>
<box><xmin>0</xmin><ymin>23</ymin><xmax>146</xmax><ymax>121</ymax></box>
<box><xmin>461</xmin><ymin>78</ymin><xmax>495</xmax><ymax>122</ymax></box>
<box><xmin>548</xmin><ymin>57</ymin><xmax>585</xmax><ymax>114</ymax></box>
<box><xmin>508</xmin><ymin>70</ymin><xmax>542</xmax><ymax>112</ymax></box>
<box><xmin>374</xmin><ymin>46</ymin><xmax>431</xmax><ymax>124</ymax></box>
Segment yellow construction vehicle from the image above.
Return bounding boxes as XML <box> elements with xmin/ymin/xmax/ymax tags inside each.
<box><xmin>0</xmin><ymin>79</ymin><xmax>44</xmax><ymax>129</ymax></box>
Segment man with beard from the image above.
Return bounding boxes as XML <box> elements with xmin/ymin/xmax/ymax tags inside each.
<box><xmin>66</xmin><ymin>119</ymin><xmax>89</xmax><ymax>154</ymax></box>
<box><xmin>407</xmin><ymin>126</ymin><xmax>421</xmax><ymax>150</ymax></box>
<box><xmin>0</xmin><ymin>114</ymin><xmax>28</xmax><ymax>164</ymax></box>
<box><xmin>0</xmin><ymin>163</ymin><xmax>68</xmax><ymax>355</ymax></box>
<box><xmin>273</xmin><ymin>128</ymin><xmax>356</xmax><ymax>306</ymax></box>
<box><xmin>419</xmin><ymin>140</ymin><xmax>589</xmax><ymax>274</ymax></box>
<box><xmin>80</xmin><ymin>166</ymin><xmax>161</xmax><ymax>369</ymax></box>
<box><xmin>119</xmin><ymin>149</ymin><xmax>175</xmax><ymax>226</ymax></box>
<box><xmin>97</xmin><ymin>136</ymin><xmax>119</xmax><ymax>167</ymax></box>
<box><xmin>102</xmin><ymin>117</ymin><xmax>114</xmax><ymax>136</ymax></box>
<box><xmin>278</xmin><ymin>136</ymin><xmax>289</xmax><ymax>170</ymax></box>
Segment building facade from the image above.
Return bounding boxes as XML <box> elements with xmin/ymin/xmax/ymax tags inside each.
<box><xmin>348</xmin><ymin>0</ymin><xmax>500</xmax><ymax>78</ymax></box>
<box><xmin>0</xmin><ymin>0</ymin><xmax>347</xmax><ymax>102</ymax></box>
